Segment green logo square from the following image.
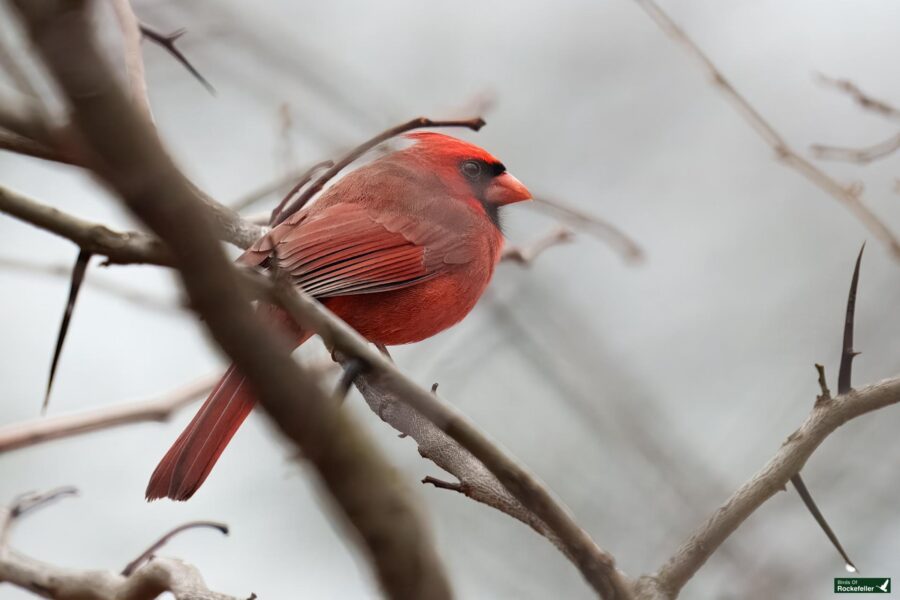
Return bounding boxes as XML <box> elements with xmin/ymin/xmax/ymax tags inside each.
<box><xmin>835</xmin><ymin>578</ymin><xmax>891</xmax><ymax>593</ymax></box>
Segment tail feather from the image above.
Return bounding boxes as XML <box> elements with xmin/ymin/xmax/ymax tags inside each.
<box><xmin>146</xmin><ymin>364</ymin><xmax>254</xmax><ymax>501</ymax></box>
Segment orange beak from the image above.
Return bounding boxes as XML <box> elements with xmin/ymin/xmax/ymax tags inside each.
<box><xmin>484</xmin><ymin>172</ymin><xmax>531</xmax><ymax>206</ymax></box>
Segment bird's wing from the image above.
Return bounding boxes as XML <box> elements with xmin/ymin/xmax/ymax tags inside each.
<box><xmin>239</xmin><ymin>202</ymin><xmax>476</xmax><ymax>298</ymax></box>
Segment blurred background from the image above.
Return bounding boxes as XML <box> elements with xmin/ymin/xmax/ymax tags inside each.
<box><xmin>3</xmin><ymin>1</ymin><xmax>900</xmax><ymax>598</ymax></box>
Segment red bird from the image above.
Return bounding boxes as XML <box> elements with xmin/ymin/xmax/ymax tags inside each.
<box><xmin>146</xmin><ymin>132</ymin><xmax>531</xmax><ymax>501</ymax></box>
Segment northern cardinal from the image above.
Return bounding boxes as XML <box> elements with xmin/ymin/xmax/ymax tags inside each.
<box><xmin>146</xmin><ymin>132</ymin><xmax>531</xmax><ymax>501</ymax></box>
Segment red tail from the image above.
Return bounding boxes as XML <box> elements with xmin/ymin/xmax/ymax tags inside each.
<box><xmin>146</xmin><ymin>364</ymin><xmax>254</xmax><ymax>501</ymax></box>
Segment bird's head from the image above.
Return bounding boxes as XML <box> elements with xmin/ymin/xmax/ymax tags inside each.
<box><xmin>399</xmin><ymin>132</ymin><xmax>531</xmax><ymax>226</ymax></box>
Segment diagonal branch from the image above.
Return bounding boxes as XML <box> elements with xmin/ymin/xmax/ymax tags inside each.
<box><xmin>9</xmin><ymin>3</ymin><xmax>453</xmax><ymax>598</ymax></box>
<box><xmin>632</xmin><ymin>0</ymin><xmax>900</xmax><ymax>259</ymax></box>
<box><xmin>257</xmin><ymin>270</ymin><xmax>633</xmax><ymax>599</ymax></box>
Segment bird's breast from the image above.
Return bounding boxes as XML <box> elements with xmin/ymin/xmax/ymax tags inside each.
<box><xmin>323</xmin><ymin>262</ymin><xmax>495</xmax><ymax>346</ymax></box>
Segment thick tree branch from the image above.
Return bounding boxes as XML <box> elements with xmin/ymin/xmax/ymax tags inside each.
<box><xmin>10</xmin><ymin>2</ymin><xmax>452</xmax><ymax>599</ymax></box>
<box><xmin>634</xmin><ymin>376</ymin><xmax>900</xmax><ymax>599</ymax></box>
<box><xmin>632</xmin><ymin>0</ymin><xmax>900</xmax><ymax>259</ymax></box>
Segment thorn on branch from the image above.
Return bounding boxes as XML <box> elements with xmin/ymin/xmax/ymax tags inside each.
<box><xmin>422</xmin><ymin>476</ymin><xmax>464</xmax><ymax>494</ymax></box>
<box><xmin>838</xmin><ymin>243</ymin><xmax>865</xmax><ymax>395</ymax></box>
<box><xmin>273</xmin><ymin>116</ymin><xmax>486</xmax><ymax>225</ymax></box>
<box><xmin>121</xmin><ymin>521</ymin><xmax>229</xmax><ymax>576</ymax></box>
<box><xmin>814</xmin><ymin>364</ymin><xmax>832</xmax><ymax>405</ymax></box>
<box><xmin>138</xmin><ymin>24</ymin><xmax>215</xmax><ymax>95</ymax></box>
<box><xmin>44</xmin><ymin>250</ymin><xmax>92</xmax><ymax>415</ymax></box>
<box><xmin>790</xmin><ymin>474</ymin><xmax>857</xmax><ymax>572</ymax></box>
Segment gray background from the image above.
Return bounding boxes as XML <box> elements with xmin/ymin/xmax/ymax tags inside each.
<box><xmin>2</xmin><ymin>1</ymin><xmax>900</xmax><ymax>598</ymax></box>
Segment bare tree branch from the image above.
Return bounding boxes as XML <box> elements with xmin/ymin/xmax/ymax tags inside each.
<box><xmin>0</xmin><ymin>374</ymin><xmax>217</xmax><ymax>453</ymax></box>
<box><xmin>632</xmin><ymin>0</ymin><xmax>900</xmax><ymax>259</ymax></box>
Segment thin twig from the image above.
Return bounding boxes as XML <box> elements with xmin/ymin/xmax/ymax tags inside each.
<box><xmin>811</xmin><ymin>132</ymin><xmax>900</xmax><ymax>165</ymax></box>
<box><xmin>817</xmin><ymin>74</ymin><xmax>900</xmax><ymax>121</ymax></box>
<box><xmin>501</xmin><ymin>226</ymin><xmax>574</xmax><ymax>265</ymax></box>
<box><xmin>272</xmin><ymin>116</ymin><xmax>486</xmax><ymax>225</ymax></box>
<box><xmin>0</xmin><ymin>486</ymin><xmax>78</xmax><ymax>555</ymax></box>
<box><xmin>0</xmin><ymin>374</ymin><xmax>217</xmax><ymax>453</ymax></box>
<box><xmin>531</xmin><ymin>197</ymin><xmax>644</xmax><ymax>263</ymax></box>
<box><xmin>122</xmin><ymin>521</ymin><xmax>229</xmax><ymax>576</ymax></box>
<box><xmin>633</xmin><ymin>0</ymin><xmax>900</xmax><ymax>259</ymax></box>
<box><xmin>228</xmin><ymin>161</ymin><xmax>332</xmax><ymax>212</ymax></box>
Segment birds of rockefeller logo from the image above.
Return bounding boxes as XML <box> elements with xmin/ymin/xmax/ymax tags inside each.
<box><xmin>834</xmin><ymin>577</ymin><xmax>891</xmax><ymax>593</ymax></box>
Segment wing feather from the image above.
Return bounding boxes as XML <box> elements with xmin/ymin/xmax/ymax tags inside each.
<box><xmin>239</xmin><ymin>202</ymin><xmax>475</xmax><ymax>298</ymax></box>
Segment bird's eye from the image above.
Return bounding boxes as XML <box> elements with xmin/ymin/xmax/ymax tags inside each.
<box><xmin>461</xmin><ymin>160</ymin><xmax>482</xmax><ymax>179</ymax></box>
